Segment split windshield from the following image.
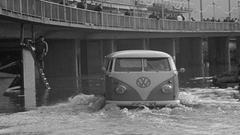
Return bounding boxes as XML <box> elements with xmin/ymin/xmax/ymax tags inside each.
<box><xmin>114</xmin><ymin>58</ymin><xmax>171</xmax><ymax>72</ymax></box>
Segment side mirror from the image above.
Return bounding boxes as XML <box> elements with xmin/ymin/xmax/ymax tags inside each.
<box><xmin>101</xmin><ymin>66</ymin><xmax>106</xmax><ymax>72</ymax></box>
<box><xmin>179</xmin><ymin>68</ymin><xmax>185</xmax><ymax>73</ymax></box>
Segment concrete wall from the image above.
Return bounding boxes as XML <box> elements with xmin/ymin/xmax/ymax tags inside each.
<box><xmin>102</xmin><ymin>40</ymin><xmax>115</xmax><ymax>55</ymax></box>
<box><xmin>44</xmin><ymin>39</ymin><xmax>78</xmax><ymax>103</ymax></box>
<box><xmin>149</xmin><ymin>38</ymin><xmax>174</xmax><ymax>57</ymax></box>
<box><xmin>176</xmin><ymin>37</ymin><xmax>204</xmax><ymax>84</ymax></box>
<box><xmin>81</xmin><ymin>40</ymin><xmax>113</xmax><ymax>76</ymax></box>
<box><xmin>86</xmin><ymin>40</ymin><xmax>103</xmax><ymax>75</ymax></box>
<box><xmin>208</xmin><ymin>37</ymin><xmax>230</xmax><ymax>76</ymax></box>
<box><xmin>80</xmin><ymin>40</ymin><xmax>106</xmax><ymax>95</ymax></box>
<box><xmin>116</xmin><ymin>39</ymin><xmax>145</xmax><ymax>51</ymax></box>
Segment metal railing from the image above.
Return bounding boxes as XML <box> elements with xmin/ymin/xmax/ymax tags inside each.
<box><xmin>0</xmin><ymin>0</ymin><xmax>240</xmax><ymax>32</ymax></box>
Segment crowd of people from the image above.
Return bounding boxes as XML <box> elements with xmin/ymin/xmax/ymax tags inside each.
<box><xmin>202</xmin><ymin>17</ymin><xmax>239</xmax><ymax>23</ymax></box>
<box><xmin>57</xmin><ymin>0</ymin><xmax>103</xmax><ymax>12</ymax></box>
<box><xmin>148</xmin><ymin>12</ymin><xmax>159</xmax><ymax>19</ymax></box>
<box><xmin>48</xmin><ymin>0</ymin><xmax>240</xmax><ymax>23</ymax></box>
<box><xmin>148</xmin><ymin>12</ymin><xmax>186</xmax><ymax>22</ymax></box>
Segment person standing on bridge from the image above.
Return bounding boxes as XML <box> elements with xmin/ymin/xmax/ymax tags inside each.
<box><xmin>77</xmin><ymin>0</ymin><xmax>87</xmax><ymax>9</ymax></box>
<box><xmin>35</xmin><ymin>36</ymin><xmax>48</xmax><ymax>69</ymax></box>
<box><xmin>94</xmin><ymin>3</ymin><xmax>103</xmax><ymax>12</ymax></box>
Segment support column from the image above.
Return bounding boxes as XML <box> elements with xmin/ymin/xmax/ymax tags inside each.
<box><xmin>200</xmin><ymin>38</ymin><xmax>205</xmax><ymax>77</ymax></box>
<box><xmin>110</xmin><ymin>39</ymin><xmax>116</xmax><ymax>53</ymax></box>
<box><xmin>208</xmin><ymin>37</ymin><xmax>230</xmax><ymax>75</ymax></box>
<box><xmin>236</xmin><ymin>37</ymin><xmax>240</xmax><ymax>65</ymax></box>
<box><xmin>23</xmin><ymin>48</ymin><xmax>36</xmax><ymax>110</ymax></box>
<box><xmin>172</xmin><ymin>38</ymin><xmax>176</xmax><ymax>62</ymax></box>
<box><xmin>201</xmin><ymin>38</ymin><xmax>209</xmax><ymax>77</ymax></box>
<box><xmin>75</xmin><ymin>39</ymin><xmax>81</xmax><ymax>93</ymax></box>
<box><xmin>20</xmin><ymin>23</ymin><xmax>36</xmax><ymax>109</ymax></box>
<box><xmin>143</xmin><ymin>38</ymin><xmax>149</xmax><ymax>50</ymax></box>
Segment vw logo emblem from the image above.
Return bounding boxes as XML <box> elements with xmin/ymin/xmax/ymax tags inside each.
<box><xmin>136</xmin><ymin>77</ymin><xmax>151</xmax><ymax>88</ymax></box>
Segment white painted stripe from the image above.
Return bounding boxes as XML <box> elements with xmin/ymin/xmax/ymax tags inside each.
<box><xmin>106</xmin><ymin>100</ymin><xmax>180</xmax><ymax>106</ymax></box>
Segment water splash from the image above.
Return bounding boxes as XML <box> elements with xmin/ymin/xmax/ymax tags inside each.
<box><xmin>1</xmin><ymin>88</ymin><xmax>240</xmax><ymax>135</ymax></box>
<box><xmin>98</xmin><ymin>91</ymin><xmax>199</xmax><ymax>119</ymax></box>
<box><xmin>178</xmin><ymin>91</ymin><xmax>201</xmax><ymax>107</ymax></box>
<box><xmin>69</xmin><ymin>94</ymin><xmax>105</xmax><ymax>112</ymax></box>
<box><xmin>102</xmin><ymin>103</ymin><xmax>121</xmax><ymax>112</ymax></box>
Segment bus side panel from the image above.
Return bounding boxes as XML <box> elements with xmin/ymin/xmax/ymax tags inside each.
<box><xmin>105</xmin><ymin>76</ymin><xmax>114</xmax><ymax>100</ymax></box>
<box><xmin>173</xmin><ymin>74</ymin><xmax>179</xmax><ymax>99</ymax></box>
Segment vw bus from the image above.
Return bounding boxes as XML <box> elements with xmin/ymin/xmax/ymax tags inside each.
<box><xmin>104</xmin><ymin>50</ymin><xmax>180</xmax><ymax>106</ymax></box>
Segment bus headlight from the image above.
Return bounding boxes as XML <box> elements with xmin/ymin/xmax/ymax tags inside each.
<box><xmin>162</xmin><ymin>84</ymin><xmax>173</xmax><ymax>93</ymax></box>
<box><xmin>115</xmin><ymin>85</ymin><xmax>127</xmax><ymax>94</ymax></box>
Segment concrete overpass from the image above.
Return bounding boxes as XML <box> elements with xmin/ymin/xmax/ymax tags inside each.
<box><xmin>0</xmin><ymin>0</ymin><xmax>240</xmax><ymax>110</ymax></box>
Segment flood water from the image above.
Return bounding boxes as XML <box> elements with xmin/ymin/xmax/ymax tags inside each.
<box><xmin>0</xmin><ymin>87</ymin><xmax>240</xmax><ymax>135</ymax></box>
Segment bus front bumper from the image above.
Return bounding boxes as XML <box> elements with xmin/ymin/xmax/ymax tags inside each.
<box><xmin>106</xmin><ymin>100</ymin><xmax>180</xmax><ymax>106</ymax></box>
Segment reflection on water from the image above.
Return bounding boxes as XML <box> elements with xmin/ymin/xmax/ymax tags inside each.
<box><xmin>0</xmin><ymin>88</ymin><xmax>240</xmax><ymax>135</ymax></box>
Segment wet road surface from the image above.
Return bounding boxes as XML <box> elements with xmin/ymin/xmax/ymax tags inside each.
<box><xmin>0</xmin><ymin>87</ymin><xmax>240</xmax><ymax>135</ymax></box>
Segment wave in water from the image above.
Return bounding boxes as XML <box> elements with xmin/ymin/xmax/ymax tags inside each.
<box><xmin>1</xmin><ymin>89</ymin><xmax>240</xmax><ymax>135</ymax></box>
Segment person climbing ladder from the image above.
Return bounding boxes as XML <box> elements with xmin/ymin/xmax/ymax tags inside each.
<box><xmin>35</xmin><ymin>36</ymin><xmax>48</xmax><ymax>69</ymax></box>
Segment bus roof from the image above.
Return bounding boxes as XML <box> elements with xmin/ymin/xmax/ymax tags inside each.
<box><xmin>106</xmin><ymin>50</ymin><xmax>172</xmax><ymax>58</ymax></box>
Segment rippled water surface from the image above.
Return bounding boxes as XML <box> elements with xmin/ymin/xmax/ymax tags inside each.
<box><xmin>0</xmin><ymin>88</ymin><xmax>240</xmax><ymax>135</ymax></box>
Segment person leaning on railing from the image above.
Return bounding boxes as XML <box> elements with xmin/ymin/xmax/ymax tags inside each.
<box><xmin>149</xmin><ymin>12</ymin><xmax>157</xmax><ymax>19</ymax></box>
<box><xmin>77</xmin><ymin>0</ymin><xmax>87</xmax><ymax>9</ymax></box>
<box><xmin>124</xmin><ymin>10</ymin><xmax>130</xmax><ymax>16</ymax></box>
<box><xmin>94</xmin><ymin>3</ymin><xmax>103</xmax><ymax>12</ymax></box>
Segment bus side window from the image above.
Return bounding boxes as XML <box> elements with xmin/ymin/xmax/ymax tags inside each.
<box><xmin>144</xmin><ymin>58</ymin><xmax>171</xmax><ymax>71</ymax></box>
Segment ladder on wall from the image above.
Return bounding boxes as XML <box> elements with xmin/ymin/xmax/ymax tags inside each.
<box><xmin>38</xmin><ymin>67</ymin><xmax>51</xmax><ymax>105</ymax></box>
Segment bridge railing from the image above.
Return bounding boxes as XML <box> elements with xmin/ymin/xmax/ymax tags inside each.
<box><xmin>0</xmin><ymin>0</ymin><xmax>240</xmax><ymax>32</ymax></box>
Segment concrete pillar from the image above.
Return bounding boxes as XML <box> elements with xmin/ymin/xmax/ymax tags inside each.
<box><xmin>172</xmin><ymin>38</ymin><xmax>176</xmax><ymax>62</ymax></box>
<box><xmin>110</xmin><ymin>39</ymin><xmax>116</xmax><ymax>53</ymax></box>
<box><xmin>75</xmin><ymin>39</ymin><xmax>81</xmax><ymax>92</ymax></box>
<box><xmin>236</xmin><ymin>37</ymin><xmax>240</xmax><ymax>65</ymax></box>
<box><xmin>199</xmin><ymin>38</ymin><xmax>205</xmax><ymax>77</ymax></box>
<box><xmin>22</xmin><ymin>48</ymin><xmax>36</xmax><ymax>110</ymax></box>
<box><xmin>100</xmin><ymin>40</ymin><xmax>104</xmax><ymax>66</ymax></box>
<box><xmin>143</xmin><ymin>38</ymin><xmax>149</xmax><ymax>50</ymax></box>
<box><xmin>208</xmin><ymin>37</ymin><xmax>230</xmax><ymax>76</ymax></box>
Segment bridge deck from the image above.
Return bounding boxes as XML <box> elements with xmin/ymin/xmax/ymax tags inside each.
<box><xmin>0</xmin><ymin>0</ymin><xmax>240</xmax><ymax>33</ymax></box>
